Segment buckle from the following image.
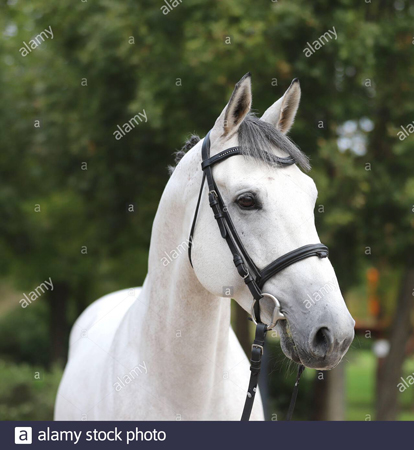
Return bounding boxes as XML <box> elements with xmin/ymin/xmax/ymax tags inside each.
<box><xmin>252</xmin><ymin>343</ymin><xmax>263</xmax><ymax>355</ymax></box>
<box><xmin>208</xmin><ymin>190</ymin><xmax>218</xmax><ymax>198</ymax></box>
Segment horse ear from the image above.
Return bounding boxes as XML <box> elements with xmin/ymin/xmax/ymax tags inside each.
<box><xmin>212</xmin><ymin>73</ymin><xmax>252</xmax><ymax>138</ymax></box>
<box><xmin>261</xmin><ymin>79</ymin><xmax>301</xmax><ymax>134</ymax></box>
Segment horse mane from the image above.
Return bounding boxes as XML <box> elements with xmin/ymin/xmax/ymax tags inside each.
<box><xmin>168</xmin><ymin>113</ymin><xmax>310</xmax><ymax>174</ymax></box>
<box><xmin>168</xmin><ymin>134</ymin><xmax>200</xmax><ymax>175</ymax></box>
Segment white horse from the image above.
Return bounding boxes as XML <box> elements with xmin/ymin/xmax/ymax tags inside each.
<box><xmin>55</xmin><ymin>74</ymin><xmax>355</xmax><ymax>421</ymax></box>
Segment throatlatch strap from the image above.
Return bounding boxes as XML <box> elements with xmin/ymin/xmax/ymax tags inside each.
<box><xmin>188</xmin><ymin>173</ymin><xmax>206</xmax><ymax>267</ymax></box>
<box><xmin>241</xmin><ymin>323</ymin><xmax>268</xmax><ymax>421</ymax></box>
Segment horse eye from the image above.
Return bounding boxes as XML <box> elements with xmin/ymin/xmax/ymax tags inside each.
<box><xmin>236</xmin><ymin>194</ymin><xmax>257</xmax><ymax>209</ymax></box>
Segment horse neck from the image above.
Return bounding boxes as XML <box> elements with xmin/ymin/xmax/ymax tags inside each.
<box><xmin>129</xmin><ymin>143</ymin><xmax>231</xmax><ymax>404</ymax></box>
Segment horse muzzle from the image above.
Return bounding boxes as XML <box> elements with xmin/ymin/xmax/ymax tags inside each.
<box><xmin>277</xmin><ymin>316</ymin><xmax>355</xmax><ymax>370</ymax></box>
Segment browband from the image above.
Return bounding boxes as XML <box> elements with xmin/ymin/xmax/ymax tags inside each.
<box><xmin>202</xmin><ymin>146</ymin><xmax>296</xmax><ymax>170</ymax></box>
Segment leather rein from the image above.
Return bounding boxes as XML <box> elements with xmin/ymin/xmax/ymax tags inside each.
<box><xmin>188</xmin><ymin>130</ymin><xmax>329</xmax><ymax>420</ymax></box>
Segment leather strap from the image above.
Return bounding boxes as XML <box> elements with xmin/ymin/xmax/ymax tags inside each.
<box><xmin>257</xmin><ymin>244</ymin><xmax>329</xmax><ymax>289</ymax></box>
<box><xmin>188</xmin><ymin>173</ymin><xmax>206</xmax><ymax>267</ymax></box>
<box><xmin>202</xmin><ymin>147</ymin><xmax>295</xmax><ymax>170</ymax></box>
<box><xmin>241</xmin><ymin>323</ymin><xmax>268</xmax><ymax>421</ymax></box>
<box><xmin>286</xmin><ymin>364</ymin><xmax>305</xmax><ymax>421</ymax></box>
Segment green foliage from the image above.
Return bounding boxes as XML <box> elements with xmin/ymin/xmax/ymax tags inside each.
<box><xmin>0</xmin><ymin>360</ymin><xmax>62</xmax><ymax>420</ymax></box>
<box><xmin>0</xmin><ymin>302</ymin><xmax>50</xmax><ymax>366</ymax></box>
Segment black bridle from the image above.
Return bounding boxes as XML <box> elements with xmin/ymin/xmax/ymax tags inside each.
<box><xmin>188</xmin><ymin>130</ymin><xmax>329</xmax><ymax>421</ymax></box>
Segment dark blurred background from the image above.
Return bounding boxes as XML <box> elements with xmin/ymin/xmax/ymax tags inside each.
<box><xmin>1</xmin><ymin>0</ymin><xmax>414</xmax><ymax>420</ymax></box>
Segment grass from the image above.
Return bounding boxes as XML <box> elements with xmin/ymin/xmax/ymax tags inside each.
<box><xmin>346</xmin><ymin>347</ymin><xmax>414</xmax><ymax>420</ymax></box>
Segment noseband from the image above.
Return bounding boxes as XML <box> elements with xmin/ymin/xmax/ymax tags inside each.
<box><xmin>188</xmin><ymin>130</ymin><xmax>329</xmax><ymax>420</ymax></box>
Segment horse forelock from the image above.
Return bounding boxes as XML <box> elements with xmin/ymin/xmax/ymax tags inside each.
<box><xmin>239</xmin><ymin>113</ymin><xmax>311</xmax><ymax>171</ymax></box>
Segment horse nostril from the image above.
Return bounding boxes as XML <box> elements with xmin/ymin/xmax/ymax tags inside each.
<box><xmin>309</xmin><ymin>327</ymin><xmax>334</xmax><ymax>358</ymax></box>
